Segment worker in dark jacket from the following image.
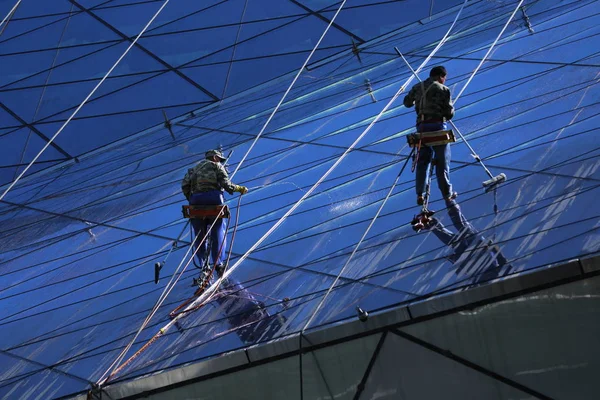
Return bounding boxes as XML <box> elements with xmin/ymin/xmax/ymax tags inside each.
<box><xmin>404</xmin><ymin>66</ymin><xmax>456</xmax><ymax>205</ymax></box>
<box><xmin>182</xmin><ymin>149</ymin><xmax>247</xmax><ymax>285</ymax></box>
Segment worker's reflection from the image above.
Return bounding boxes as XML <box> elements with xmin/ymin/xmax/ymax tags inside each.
<box><xmin>215</xmin><ymin>276</ymin><xmax>287</xmax><ymax>344</ymax></box>
<box><xmin>425</xmin><ymin>199</ymin><xmax>512</xmax><ymax>281</ymax></box>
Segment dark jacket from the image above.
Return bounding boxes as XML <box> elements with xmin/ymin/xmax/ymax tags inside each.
<box><xmin>181</xmin><ymin>159</ymin><xmax>236</xmax><ymax>199</ymax></box>
<box><xmin>403</xmin><ymin>77</ymin><xmax>454</xmax><ymax>123</ymax></box>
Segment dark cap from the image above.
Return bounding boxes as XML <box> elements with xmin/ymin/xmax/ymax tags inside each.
<box><xmin>205</xmin><ymin>149</ymin><xmax>227</xmax><ymax>161</ymax></box>
<box><xmin>430</xmin><ymin>65</ymin><xmax>447</xmax><ymax>78</ymax></box>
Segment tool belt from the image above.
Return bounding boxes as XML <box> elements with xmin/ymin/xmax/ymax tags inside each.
<box><xmin>407</xmin><ymin>129</ymin><xmax>456</xmax><ymax>148</ymax></box>
<box><xmin>182</xmin><ymin>204</ymin><xmax>230</xmax><ymax>219</ymax></box>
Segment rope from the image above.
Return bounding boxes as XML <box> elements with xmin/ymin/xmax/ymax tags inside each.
<box><xmin>230</xmin><ymin>0</ymin><xmax>349</xmax><ymax>178</ymax></box>
<box><xmin>111</xmin><ymin>197</ymin><xmax>243</xmax><ymax>377</ymax></box>
<box><xmin>176</xmin><ymin>0</ymin><xmax>469</xmax><ymax>337</ymax></box>
<box><xmin>223</xmin><ymin>195</ymin><xmax>243</xmax><ymax>275</ymax></box>
<box><xmin>96</xmin><ymin>218</ymin><xmax>210</xmax><ymax>385</ymax></box>
<box><xmin>0</xmin><ymin>0</ymin><xmax>172</xmax><ymax>202</ymax></box>
<box><xmin>301</xmin><ymin>147</ymin><xmax>414</xmax><ymax>332</ymax></box>
<box><xmin>190</xmin><ymin>222</ymin><xmax>204</xmax><ymax>270</ymax></box>
<box><xmin>0</xmin><ymin>0</ymin><xmax>22</xmax><ymax>37</ymax></box>
<box><xmin>396</xmin><ymin>0</ymin><xmax>524</xmax><ymax>182</ymax></box>
<box><xmin>98</xmin><ymin>2</ymin><xmax>351</xmax><ymax>381</ymax></box>
<box><xmin>168</xmin><ymin>198</ymin><xmax>244</xmax><ymax>318</ymax></box>
<box><xmin>300</xmin><ymin>0</ymin><xmax>471</xmax><ymax>333</ymax></box>
<box><xmin>449</xmin><ymin>0</ymin><xmax>524</xmax><ymax>178</ymax></box>
<box><xmin>158</xmin><ymin>220</ymin><xmax>190</xmax><ymax>272</ymax></box>
<box><xmin>169</xmin><ymin>211</ymin><xmax>232</xmax><ymax>319</ymax></box>
<box><xmin>452</xmin><ymin>0</ymin><xmax>525</xmax><ymax>105</ymax></box>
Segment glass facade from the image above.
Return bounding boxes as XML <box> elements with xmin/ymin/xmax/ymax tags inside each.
<box><xmin>0</xmin><ymin>0</ymin><xmax>599</xmax><ymax>398</ymax></box>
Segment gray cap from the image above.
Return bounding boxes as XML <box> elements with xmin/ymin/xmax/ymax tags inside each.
<box><xmin>205</xmin><ymin>149</ymin><xmax>226</xmax><ymax>161</ymax></box>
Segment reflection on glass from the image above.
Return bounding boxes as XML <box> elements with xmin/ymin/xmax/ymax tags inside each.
<box><xmin>214</xmin><ymin>277</ymin><xmax>288</xmax><ymax>345</ymax></box>
<box><xmin>420</xmin><ymin>199</ymin><xmax>513</xmax><ymax>283</ymax></box>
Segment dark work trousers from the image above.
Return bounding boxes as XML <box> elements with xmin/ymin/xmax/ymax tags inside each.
<box><xmin>189</xmin><ymin>190</ymin><xmax>226</xmax><ymax>267</ymax></box>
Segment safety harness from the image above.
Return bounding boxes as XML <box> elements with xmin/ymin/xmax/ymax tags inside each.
<box><xmin>408</xmin><ymin>80</ymin><xmax>456</xmax><ymax>171</ymax></box>
<box><xmin>182</xmin><ymin>204</ymin><xmax>230</xmax><ymax>219</ymax></box>
<box><xmin>408</xmin><ymin>81</ymin><xmax>457</xmax><ymax>232</ymax></box>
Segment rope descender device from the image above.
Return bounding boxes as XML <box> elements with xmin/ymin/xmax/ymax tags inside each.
<box><xmin>410</xmin><ymin>160</ymin><xmax>438</xmax><ymax>233</ymax></box>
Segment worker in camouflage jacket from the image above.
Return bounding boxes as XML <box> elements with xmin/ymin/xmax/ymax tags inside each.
<box><xmin>182</xmin><ymin>149</ymin><xmax>247</xmax><ymax>284</ymax></box>
<box><xmin>403</xmin><ymin>65</ymin><xmax>456</xmax><ymax>205</ymax></box>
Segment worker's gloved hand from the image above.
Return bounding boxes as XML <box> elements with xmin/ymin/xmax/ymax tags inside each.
<box><xmin>233</xmin><ymin>185</ymin><xmax>248</xmax><ymax>195</ymax></box>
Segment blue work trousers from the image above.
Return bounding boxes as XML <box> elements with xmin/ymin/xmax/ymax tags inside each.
<box><xmin>189</xmin><ymin>190</ymin><xmax>226</xmax><ymax>267</ymax></box>
<box><xmin>415</xmin><ymin>121</ymin><xmax>453</xmax><ymax>198</ymax></box>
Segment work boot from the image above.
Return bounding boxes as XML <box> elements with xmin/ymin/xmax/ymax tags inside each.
<box><xmin>215</xmin><ymin>263</ymin><xmax>226</xmax><ymax>277</ymax></box>
<box><xmin>445</xmin><ymin>192</ymin><xmax>458</xmax><ymax>202</ymax></box>
<box><xmin>192</xmin><ymin>269</ymin><xmax>211</xmax><ymax>288</ymax></box>
<box><xmin>411</xmin><ymin>214</ymin><xmax>437</xmax><ymax>232</ymax></box>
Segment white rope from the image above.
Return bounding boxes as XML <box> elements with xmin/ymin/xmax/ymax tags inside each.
<box><xmin>96</xmin><ymin>221</ymin><xmax>209</xmax><ymax>385</ymax></box>
<box><xmin>452</xmin><ymin>0</ymin><xmax>524</xmax><ymax>106</ymax></box>
<box><xmin>0</xmin><ymin>0</ymin><xmax>22</xmax><ymax>35</ymax></box>
<box><xmin>301</xmin><ymin>0</ymin><xmax>471</xmax><ymax>333</ymax></box>
<box><xmin>448</xmin><ymin>0</ymin><xmax>524</xmax><ymax>177</ymax></box>
<box><xmin>356</xmin><ymin>1</ymin><xmax>527</xmax><ymax>321</ymax></box>
<box><xmin>98</xmin><ymin>0</ymin><xmax>349</xmax><ymax>383</ymax></box>
<box><xmin>173</xmin><ymin>0</ymin><xmax>470</xmax><ymax>332</ymax></box>
<box><xmin>230</xmin><ymin>0</ymin><xmax>348</xmax><ymax>178</ymax></box>
<box><xmin>402</xmin><ymin>0</ymin><xmax>523</xmax><ymax>179</ymax></box>
<box><xmin>0</xmin><ymin>0</ymin><xmax>171</xmax><ymax>202</ymax></box>
<box><xmin>99</xmin><ymin>0</ymin><xmax>522</xmax><ymax>380</ymax></box>
<box><xmin>41</xmin><ymin>0</ymin><xmax>176</xmax><ymax>384</ymax></box>
<box><xmin>301</xmin><ymin>147</ymin><xmax>410</xmax><ymax>332</ymax></box>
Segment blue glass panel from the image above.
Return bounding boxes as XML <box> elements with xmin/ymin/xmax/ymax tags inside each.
<box><xmin>2</xmin><ymin>0</ymin><xmax>71</xmax><ymax>19</ymax></box>
<box><xmin>322</xmin><ymin>0</ymin><xmax>465</xmax><ymax>40</ymax></box>
<box><xmin>144</xmin><ymin>0</ymin><xmax>224</xmax><ymax>34</ymax></box>
<box><xmin>33</xmin><ymin>106</ymin><xmax>203</xmax><ymax>156</ymax></box>
<box><xmin>1</xmin><ymin>6</ymin><xmax>118</xmax><ymax>57</ymax></box>
<box><xmin>141</xmin><ymin>25</ymin><xmax>239</xmax><ymax>68</ymax></box>
<box><xmin>1</xmin><ymin>12</ymin><xmax>67</xmax><ymax>41</ymax></box>
<box><xmin>179</xmin><ymin>62</ymin><xmax>232</xmax><ymax>100</ymax></box>
<box><xmin>0</xmin><ymin>368</ymin><xmax>88</xmax><ymax>399</ymax></box>
<box><xmin>0</xmin><ymin>129</ymin><xmax>66</xmax><ymax>184</ymax></box>
<box><xmin>136</xmin><ymin>1</ymin><xmax>245</xmax><ymax>67</ymax></box>
<box><xmin>90</xmin><ymin>1</ymin><xmax>169</xmax><ymax>37</ymax></box>
<box><xmin>1</xmin><ymin>0</ymin><xmax>600</xmax><ymax>397</ymax></box>
<box><xmin>243</xmin><ymin>0</ymin><xmax>304</xmax><ymax>21</ymax></box>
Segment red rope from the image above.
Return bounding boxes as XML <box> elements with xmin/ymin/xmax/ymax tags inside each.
<box><xmin>169</xmin><ymin>216</ymin><xmax>231</xmax><ymax>318</ymax></box>
<box><xmin>107</xmin><ymin>330</ymin><xmax>164</xmax><ymax>381</ymax></box>
<box><xmin>169</xmin><ymin>194</ymin><xmax>242</xmax><ymax>319</ymax></box>
<box><xmin>109</xmin><ymin>195</ymin><xmax>244</xmax><ymax>382</ymax></box>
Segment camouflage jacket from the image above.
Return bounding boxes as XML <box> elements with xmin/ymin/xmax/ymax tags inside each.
<box><xmin>403</xmin><ymin>77</ymin><xmax>454</xmax><ymax>123</ymax></box>
<box><xmin>181</xmin><ymin>160</ymin><xmax>236</xmax><ymax>199</ymax></box>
